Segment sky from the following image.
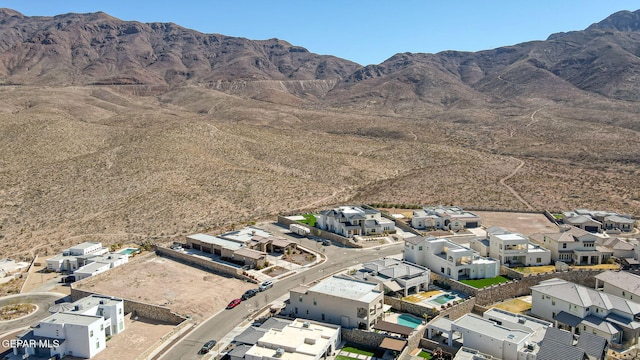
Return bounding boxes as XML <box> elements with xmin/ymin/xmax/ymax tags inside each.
<box><xmin>3</xmin><ymin>1</ymin><xmax>636</xmax><ymax>65</ymax></box>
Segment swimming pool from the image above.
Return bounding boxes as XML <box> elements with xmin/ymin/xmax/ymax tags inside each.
<box><xmin>119</xmin><ymin>248</ymin><xmax>139</xmax><ymax>255</ymax></box>
<box><xmin>431</xmin><ymin>293</ymin><xmax>456</xmax><ymax>305</ymax></box>
<box><xmin>397</xmin><ymin>314</ymin><xmax>423</xmax><ymax>328</ymax></box>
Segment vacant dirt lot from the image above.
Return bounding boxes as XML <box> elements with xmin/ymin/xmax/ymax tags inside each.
<box><xmin>74</xmin><ymin>254</ymin><xmax>255</xmax><ymax>320</ymax></box>
<box><xmin>474</xmin><ymin>211</ymin><xmax>558</xmax><ymax>236</ymax></box>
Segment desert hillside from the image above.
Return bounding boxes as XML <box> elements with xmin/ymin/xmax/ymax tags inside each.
<box><xmin>0</xmin><ymin>9</ymin><xmax>638</xmax><ymax>259</ymax></box>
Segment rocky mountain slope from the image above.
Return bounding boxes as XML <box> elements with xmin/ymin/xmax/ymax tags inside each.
<box><xmin>0</xmin><ymin>8</ymin><xmax>638</xmax><ymax>259</ymax></box>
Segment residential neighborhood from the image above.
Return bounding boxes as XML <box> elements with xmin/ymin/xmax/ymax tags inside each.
<box><xmin>0</xmin><ymin>205</ymin><xmax>638</xmax><ymax>360</ymax></box>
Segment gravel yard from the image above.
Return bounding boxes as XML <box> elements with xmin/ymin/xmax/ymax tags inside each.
<box><xmin>74</xmin><ymin>254</ymin><xmax>256</xmax><ymax>320</ymax></box>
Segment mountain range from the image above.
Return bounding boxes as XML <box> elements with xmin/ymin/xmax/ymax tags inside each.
<box><xmin>0</xmin><ymin>8</ymin><xmax>638</xmax><ymax>261</ymax></box>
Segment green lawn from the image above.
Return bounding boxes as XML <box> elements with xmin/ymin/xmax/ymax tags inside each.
<box><xmin>341</xmin><ymin>346</ymin><xmax>374</xmax><ymax>356</ymax></box>
<box><xmin>418</xmin><ymin>350</ymin><xmax>433</xmax><ymax>359</ymax></box>
<box><xmin>336</xmin><ymin>356</ymin><xmax>359</xmax><ymax>360</ymax></box>
<box><xmin>460</xmin><ymin>276</ymin><xmax>510</xmax><ymax>288</ymax></box>
<box><xmin>298</xmin><ymin>213</ymin><xmax>317</xmax><ymax>227</ymax></box>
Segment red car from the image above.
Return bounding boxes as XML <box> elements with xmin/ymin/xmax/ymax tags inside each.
<box><xmin>227</xmin><ymin>299</ymin><xmax>242</xmax><ymax>309</ymax></box>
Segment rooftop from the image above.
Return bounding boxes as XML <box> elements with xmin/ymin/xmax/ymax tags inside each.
<box><xmin>531</xmin><ymin>278</ymin><xmax>640</xmax><ymax>316</ymax></box>
<box><xmin>452</xmin><ymin>314</ymin><xmax>532</xmax><ymax>344</ymax></box>
<box><xmin>220</xmin><ymin>226</ymin><xmax>272</xmax><ymax>243</ymax></box>
<box><xmin>246</xmin><ymin>319</ymin><xmax>340</xmax><ymax>360</ymax></box>
<box><xmin>69</xmin><ymin>242</ymin><xmax>102</xmax><ymax>250</ymax></box>
<box><xmin>41</xmin><ymin>312</ymin><xmax>103</xmax><ymax>326</ymax></box>
<box><xmin>187</xmin><ymin>233</ymin><xmax>243</xmax><ymax>250</ymax></box>
<box><xmin>308</xmin><ymin>276</ymin><xmax>382</xmax><ymax>303</ymax></box>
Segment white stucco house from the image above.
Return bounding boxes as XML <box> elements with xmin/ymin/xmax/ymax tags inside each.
<box><xmin>411</xmin><ymin>206</ymin><xmax>481</xmax><ymax>231</ymax></box>
<box><xmin>483</xmin><ymin>226</ymin><xmax>551</xmax><ymax>266</ymax></box>
<box><xmin>316</xmin><ymin>206</ymin><xmax>395</xmax><ymax>238</ymax></box>
<box><xmin>13</xmin><ymin>295</ymin><xmax>125</xmax><ymax>359</ymax></box>
<box><xmin>242</xmin><ymin>319</ymin><xmax>341</xmax><ymax>360</ymax></box>
<box><xmin>531</xmin><ymin>278</ymin><xmax>640</xmax><ymax>345</ymax></box>
<box><xmin>349</xmin><ymin>257</ymin><xmax>430</xmax><ymax>297</ymax></box>
<box><xmin>46</xmin><ymin>242</ymin><xmax>108</xmax><ymax>272</ymax></box>
<box><xmin>286</xmin><ymin>276</ymin><xmax>384</xmax><ymax>330</ymax></box>
<box><xmin>404</xmin><ymin>236</ymin><xmax>499</xmax><ymax>280</ymax></box>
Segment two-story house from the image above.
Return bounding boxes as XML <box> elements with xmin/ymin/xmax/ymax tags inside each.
<box><xmin>404</xmin><ymin>236</ymin><xmax>499</xmax><ymax>280</ymax></box>
<box><xmin>531</xmin><ymin>226</ymin><xmax>611</xmax><ymax>265</ymax></box>
<box><xmin>595</xmin><ymin>271</ymin><xmax>640</xmax><ymax>303</ymax></box>
<box><xmin>316</xmin><ymin>206</ymin><xmax>395</xmax><ymax>238</ymax></box>
<box><xmin>286</xmin><ymin>276</ymin><xmax>384</xmax><ymax>330</ymax></box>
<box><xmin>482</xmin><ymin>227</ymin><xmax>551</xmax><ymax>266</ymax></box>
<box><xmin>13</xmin><ymin>295</ymin><xmax>125</xmax><ymax>359</ymax></box>
<box><xmin>531</xmin><ymin>278</ymin><xmax>640</xmax><ymax>345</ymax></box>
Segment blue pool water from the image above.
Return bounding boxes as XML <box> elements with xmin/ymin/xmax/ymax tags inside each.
<box><xmin>397</xmin><ymin>314</ymin><xmax>423</xmax><ymax>328</ymax></box>
<box><xmin>119</xmin><ymin>248</ymin><xmax>139</xmax><ymax>255</ymax></box>
<box><xmin>432</xmin><ymin>294</ymin><xmax>456</xmax><ymax>304</ymax></box>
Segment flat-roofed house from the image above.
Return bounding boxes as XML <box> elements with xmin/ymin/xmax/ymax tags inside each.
<box><xmin>286</xmin><ymin>276</ymin><xmax>384</xmax><ymax>330</ymax></box>
<box><xmin>13</xmin><ymin>295</ymin><xmax>125</xmax><ymax>359</ymax></box>
<box><xmin>349</xmin><ymin>257</ymin><xmax>430</xmax><ymax>296</ymax></box>
<box><xmin>46</xmin><ymin>242</ymin><xmax>107</xmax><ymax>272</ymax></box>
<box><xmin>243</xmin><ymin>319</ymin><xmax>341</xmax><ymax>360</ymax></box>
<box><xmin>404</xmin><ymin>236</ymin><xmax>499</xmax><ymax>280</ymax></box>
<box><xmin>486</xmin><ymin>226</ymin><xmax>551</xmax><ymax>266</ymax></box>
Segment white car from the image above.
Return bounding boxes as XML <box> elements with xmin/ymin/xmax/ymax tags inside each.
<box><xmin>259</xmin><ymin>280</ymin><xmax>273</xmax><ymax>291</ymax></box>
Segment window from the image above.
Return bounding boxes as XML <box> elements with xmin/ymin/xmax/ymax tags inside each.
<box><xmin>100</xmin><ymin>324</ymin><xmax>103</xmax><ymax>331</ymax></box>
<box><xmin>563</xmin><ymin>243</ymin><xmax>567</xmax><ymax>248</ymax></box>
<box><xmin>411</xmin><ymin>246</ymin><xmax>414</xmax><ymax>250</ymax></box>
<box><xmin>96</xmin><ymin>341</ymin><xmax>99</xmax><ymax>349</ymax></box>
<box><xmin>90</xmin><ymin>330</ymin><xmax>94</xmax><ymax>337</ymax></box>
<box><xmin>536</xmin><ymin>258</ymin><xmax>542</xmax><ymax>263</ymax></box>
<box><xmin>322</xmin><ymin>314</ymin><xmax>325</xmax><ymax>320</ymax></box>
<box><xmin>306</xmin><ymin>310</ymin><xmax>309</xmax><ymax>315</ymax></box>
<box><xmin>552</xmin><ymin>300</ymin><xmax>555</xmax><ymax>306</ymax></box>
<box><xmin>623</xmin><ymin>291</ymin><xmax>626</xmax><ymax>297</ymax></box>
<box><xmin>295</xmin><ymin>307</ymin><xmax>298</xmax><ymax>314</ymax></box>
<box><xmin>299</xmin><ymin>296</ymin><xmax>303</xmax><ymax>302</ymax></box>
<box><xmin>313</xmin><ymin>298</ymin><xmax>317</xmax><ymax>305</ymax></box>
<box><xmin>418</xmin><ymin>246</ymin><xmax>423</xmax><ymax>251</ymax></box>
<box><xmin>119</xmin><ymin>308</ymin><xmax>122</xmax><ymax>314</ymax></box>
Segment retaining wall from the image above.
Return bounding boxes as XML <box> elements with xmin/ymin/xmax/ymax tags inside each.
<box><xmin>70</xmin><ymin>287</ymin><xmax>186</xmax><ymax>325</ymax></box>
<box><xmin>430</xmin><ymin>272</ymin><xmax>479</xmax><ymax>297</ymax></box>
<box><xmin>155</xmin><ymin>247</ymin><xmax>257</xmax><ymax>283</ymax></box>
<box><xmin>341</xmin><ymin>328</ymin><xmax>390</xmax><ymax>349</ymax></box>
<box><xmin>384</xmin><ymin>296</ymin><xmax>439</xmax><ymax>319</ymax></box>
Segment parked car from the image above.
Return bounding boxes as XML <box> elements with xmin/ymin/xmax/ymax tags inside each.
<box><xmin>322</xmin><ymin>240</ymin><xmax>331</xmax><ymax>246</ymax></box>
<box><xmin>241</xmin><ymin>289</ymin><xmax>258</xmax><ymax>300</ymax></box>
<box><xmin>199</xmin><ymin>340</ymin><xmax>217</xmax><ymax>354</ymax></box>
<box><xmin>259</xmin><ymin>280</ymin><xmax>273</xmax><ymax>291</ymax></box>
<box><xmin>226</xmin><ymin>299</ymin><xmax>242</xmax><ymax>309</ymax></box>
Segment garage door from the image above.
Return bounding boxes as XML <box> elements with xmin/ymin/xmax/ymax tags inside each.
<box><xmin>192</xmin><ymin>243</ymin><xmax>201</xmax><ymax>251</ymax></box>
<box><xmin>584</xmin><ymin>226</ymin><xmax>599</xmax><ymax>233</ymax></box>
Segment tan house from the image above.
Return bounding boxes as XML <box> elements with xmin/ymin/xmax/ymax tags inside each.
<box><xmin>532</xmin><ymin>226</ymin><xmax>611</xmax><ymax>265</ymax></box>
<box><xmin>595</xmin><ymin>271</ymin><xmax>640</xmax><ymax>303</ymax></box>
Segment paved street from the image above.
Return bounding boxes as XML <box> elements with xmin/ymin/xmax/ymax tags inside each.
<box><xmin>159</xmin><ymin>230</ymin><xmax>404</xmax><ymax>360</ymax></box>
